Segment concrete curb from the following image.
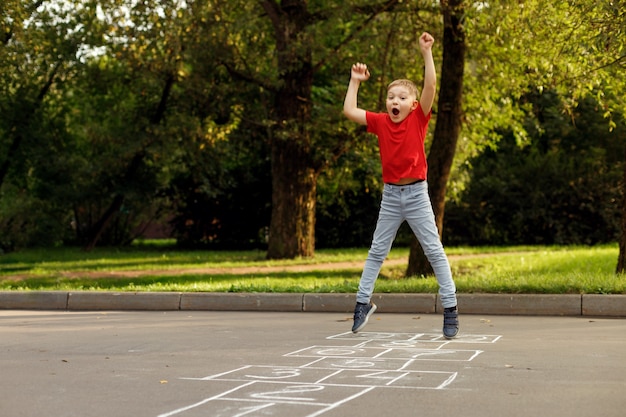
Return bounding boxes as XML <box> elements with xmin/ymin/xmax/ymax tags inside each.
<box><xmin>68</xmin><ymin>292</ymin><xmax>181</xmax><ymax>311</ymax></box>
<box><xmin>181</xmin><ymin>292</ymin><xmax>303</xmax><ymax>312</ymax></box>
<box><xmin>1</xmin><ymin>291</ymin><xmax>625</xmax><ymax>317</ymax></box>
<box><xmin>456</xmin><ymin>294</ymin><xmax>583</xmax><ymax>316</ymax></box>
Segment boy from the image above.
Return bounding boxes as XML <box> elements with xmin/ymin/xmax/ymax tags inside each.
<box><xmin>342</xmin><ymin>32</ymin><xmax>458</xmax><ymax>339</ymax></box>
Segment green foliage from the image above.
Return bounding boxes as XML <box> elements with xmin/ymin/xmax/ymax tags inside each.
<box><xmin>445</xmin><ymin>91</ymin><xmax>626</xmax><ymax>245</ymax></box>
<box><xmin>454</xmin><ymin>0</ymin><xmax>626</xmax><ymax>197</ymax></box>
<box><xmin>316</xmin><ymin>147</ymin><xmax>382</xmax><ymax>248</ymax></box>
<box><xmin>0</xmin><ymin>0</ymin><xmax>624</xmax><ymax>253</ymax></box>
<box><xmin>0</xmin><ymin>1</ymin><xmax>105</xmax><ymax>249</ymax></box>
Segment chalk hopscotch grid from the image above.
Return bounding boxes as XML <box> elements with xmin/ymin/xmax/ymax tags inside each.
<box><xmin>184</xmin><ymin>364</ymin><xmax>458</xmax><ymax>389</ymax></box>
<box><xmin>285</xmin><ymin>345</ymin><xmax>484</xmax><ymax>362</ymax></box>
<box><xmin>157</xmin><ymin>331</ymin><xmax>501</xmax><ymax>417</ymax></box>
<box><xmin>328</xmin><ymin>331</ymin><xmax>502</xmax><ymax>344</ymax></box>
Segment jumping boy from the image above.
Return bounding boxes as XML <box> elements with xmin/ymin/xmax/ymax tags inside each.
<box><xmin>342</xmin><ymin>32</ymin><xmax>459</xmax><ymax>338</ymax></box>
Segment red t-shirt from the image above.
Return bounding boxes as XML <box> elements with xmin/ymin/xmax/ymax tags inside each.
<box><xmin>366</xmin><ymin>105</ymin><xmax>431</xmax><ymax>184</ymax></box>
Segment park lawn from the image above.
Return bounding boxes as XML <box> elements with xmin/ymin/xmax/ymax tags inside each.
<box><xmin>0</xmin><ymin>243</ymin><xmax>624</xmax><ymax>294</ymax></box>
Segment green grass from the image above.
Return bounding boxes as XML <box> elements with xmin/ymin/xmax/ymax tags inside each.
<box><xmin>0</xmin><ymin>243</ymin><xmax>624</xmax><ymax>294</ymax></box>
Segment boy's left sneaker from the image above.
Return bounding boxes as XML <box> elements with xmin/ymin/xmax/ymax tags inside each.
<box><xmin>352</xmin><ymin>302</ymin><xmax>377</xmax><ymax>333</ymax></box>
<box><xmin>443</xmin><ymin>306</ymin><xmax>459</xmax><ymax>339</ymax></box>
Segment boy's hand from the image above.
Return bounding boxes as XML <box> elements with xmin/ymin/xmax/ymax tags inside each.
<box><xmin>350</xmin><ymin>62</ymin><xmax>370</xmax><ymax>82</ymax></box>
<box><xmin>419</xmin><ymin>32</ymin><xmax>434</xmax><ymax>54</ymax></box>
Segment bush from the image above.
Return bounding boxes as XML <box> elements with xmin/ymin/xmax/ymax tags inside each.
<box><xmin>0</xmin><ymin>186</ymin><xmax>71</xmax><ymax>251</ymax></box>
<box><xmin>445</xmin><ymin>92</ymin><xmax>625</xmax><ymax>246</ymax></box>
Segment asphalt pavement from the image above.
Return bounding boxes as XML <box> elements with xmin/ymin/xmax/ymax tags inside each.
<box><xmin>1</xmin><ymin>310</ymin><xmax>625</xmax><ymax>417</ymax></box>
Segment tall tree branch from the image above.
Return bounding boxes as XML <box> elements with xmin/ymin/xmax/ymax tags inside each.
<box><xmin>312</xmin><ymin>0</ymin><xmax>400</xmax><ymax>73</ymax></box>
<box><xmin>2</xmin><ymin>0</ymin><xmax>46</xmax><ymax>46</ymax></box>
<box><xmin>84</xmin><ymin>73</ymin><xmax>176</xmax><ymax>250</ymax></box>
<box><xmin>0</xmin><ymin>60</ymin><xmax>62</xmax><ymax>188</ymax></box>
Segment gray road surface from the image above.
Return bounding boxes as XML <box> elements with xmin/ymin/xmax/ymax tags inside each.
<box><xmin>1</xmin><ymin>310</ymin><xmax>625</xmax><ymax>417</ymax></box>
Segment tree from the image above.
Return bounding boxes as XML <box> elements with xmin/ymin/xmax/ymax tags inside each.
<box><xmin>0</xmin><ymin>0</ymin><xmax>76</xmax><ymax>188</ymax></box>
<box><xmin>73</xmin><ymin>1</ymin><xmax>233</xmax><ymax>249</ymax></box>
<box><xmin>407</xmin><ymin>0</ymin><xmax>466</xmax><ymax>276</ymax></box>
<box><xmin>0</xmin><ymin>0</ymin><xmax>108</xmax><ymax>249</ymax></box>
<box><xmin>406</xmin><ymin>0</ymin><xmax>626</xmax><ymax>276</ymax></box>
<box><xmin>258</xmin><ymin>0</ymin><xmax>317</xmax><ymax>258</ymax></box>
<box><xmin>444</xmin><ymin>91</ymin><xmax>625</xmax><ymax>246</ymax></box>
<box><xmin>1</xmin><ymin>0</ymin><xmax>422</xmax><ymax>252</ymax></box>
<box><xmin>218</xmin><ymin>0</ymin><xmax>403</xmax><ymax>259</ymax></box>
<box><xmin>470</xmin><ymin>0</ymin><xmax>625</xmax><ymax>273</ymax></box>
<box><xmin>618</xmin><ymin>144</ymin><xmax>626</xmax><ymax>274</ymax></box>
<box><xmin>3</xmin><ymin>0</ymin><xmax>622</xmax><ymax>258</ymax></box>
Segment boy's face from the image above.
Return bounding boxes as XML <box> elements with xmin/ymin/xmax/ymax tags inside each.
<box><xmin>386</xmin><ymin>85</ymin><xmax>418</xmax><ymax>123</ymax></box>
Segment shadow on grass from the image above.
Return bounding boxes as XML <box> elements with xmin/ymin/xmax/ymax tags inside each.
<box><xmin>0</xmin><ymin>270</ymin><xmax>362</xmax><ymax>292</ymax></box>
<box><xmin>0</xmin><ymin>248</ymin><xmax>271</xmax><ymax>275</ymax></box>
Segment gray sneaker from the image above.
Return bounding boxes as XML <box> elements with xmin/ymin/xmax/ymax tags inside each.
<box><xmin>352</xmin><ymin>302</ymin><xmax>377</xmax><ymax>333</ymax></box>
<box><xmin>443</xmin><ymin>307</ymin><xmax>459</xmax><ymax>339</ymax></box>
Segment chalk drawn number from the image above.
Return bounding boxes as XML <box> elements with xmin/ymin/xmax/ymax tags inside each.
<box><xmin>244</xmin><ymin>368</ymin><xmax>301</xmax><ymax>380</ymax></box>
<box><xmin>250</xmin><ymin>385</ymin><xmax>325</xmax><ymax>402</ymax></box>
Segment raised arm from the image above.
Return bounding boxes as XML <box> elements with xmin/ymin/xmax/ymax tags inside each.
<box><xmin>343</xmin><ymin>63</ymin><xmax>370</xmax><ymax>125</ymax></box>
<box><xmin>418</xmin><ymin>32</ymin><xmax>436</xmax><ymax>116</ymax></box>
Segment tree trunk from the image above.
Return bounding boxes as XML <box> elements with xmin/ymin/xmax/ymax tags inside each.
<box><xmin>268</xmin><ymin>136</ymin><xmax>317</xmax><ymax>259</ymax></box>
<box><xmin>616</xmin><ymin>145</ymin><xmax>626</xmax><ymax>274</ymax></box>
<box><xmin>83</xmin><ymin>194</ymin><xmax>125</xmax><ymax>251</ymax></box>
<box><xmin>263</xmin><ymin>0</ymin><xmax>316</xmax><ymax>259</ymax></box>
<box><xmin>261</xmin><ymin>0</ymin><xmax>409</xmax><ymax>259</ymax></box>
<box><xmin>406</xmin><ymin>0</ymin><xmax>466</xmax><ymax>277</ymax></box>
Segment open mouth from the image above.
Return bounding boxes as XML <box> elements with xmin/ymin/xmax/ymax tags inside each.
<box><xmin>392</xmin><ymin>108</ymin><xmax>400</xmax><ymax>116</ymax></box>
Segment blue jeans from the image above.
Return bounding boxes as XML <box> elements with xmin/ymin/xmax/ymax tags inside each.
<box><xmin>357</xmin><ymin>181</ymin><xmax>457</xmax><ymax>308</ymax></box>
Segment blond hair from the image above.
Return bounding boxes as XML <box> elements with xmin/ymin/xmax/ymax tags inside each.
<box><xmin>387</xmin><ymin>79</ymin><xmax>419</xmax><ymax>99</ymax></box>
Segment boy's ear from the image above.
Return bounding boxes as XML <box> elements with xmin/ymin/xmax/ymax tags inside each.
<box><xmin>411</xmin><ymin>100</ymin><xmax>419</xmax><ymax>110</ymax></box>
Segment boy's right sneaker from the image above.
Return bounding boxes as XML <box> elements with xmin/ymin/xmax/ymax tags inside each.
<box><xmin>443</xmin><ymin>306</ymin><xmax>459</xmax><ymax>339</ymax></box>
<box><xmin>352</xmin><ymin>302</ymin><xmax>377</xmax><ymax>333</ymax></box>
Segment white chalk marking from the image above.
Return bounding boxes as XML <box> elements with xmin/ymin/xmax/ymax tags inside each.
<box><xmin>303</xmin><ymin>387</ymin><xmax>375</xmax><ymax>417</ymax></box>
<box><xmin>163</xmin><ymin>331</ymin><xmax>501</xmax><ymax>417</ymax></box>
<box><xmin>244</xmin><ymin>368</ymin><xmax>301</xmax><ymax>380</ymax></box>
<box><xmin>249</xmin><ymin>384</ymin><xmax>325</xmax><ymax>402</ymax></box>
<box><xmin>156</xmin><ymin>380</ymin><xmax>256</xmax><ymax>417</ymax></box>
<box><xmin>437</xmin><ymin>372</ymin><xmax>459</xmax><ymax>389</ymax></box>
<box><xmin>229</xmin><ymin>403</ymin><xmax>275</xmax><ymax>417</ymax></box>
